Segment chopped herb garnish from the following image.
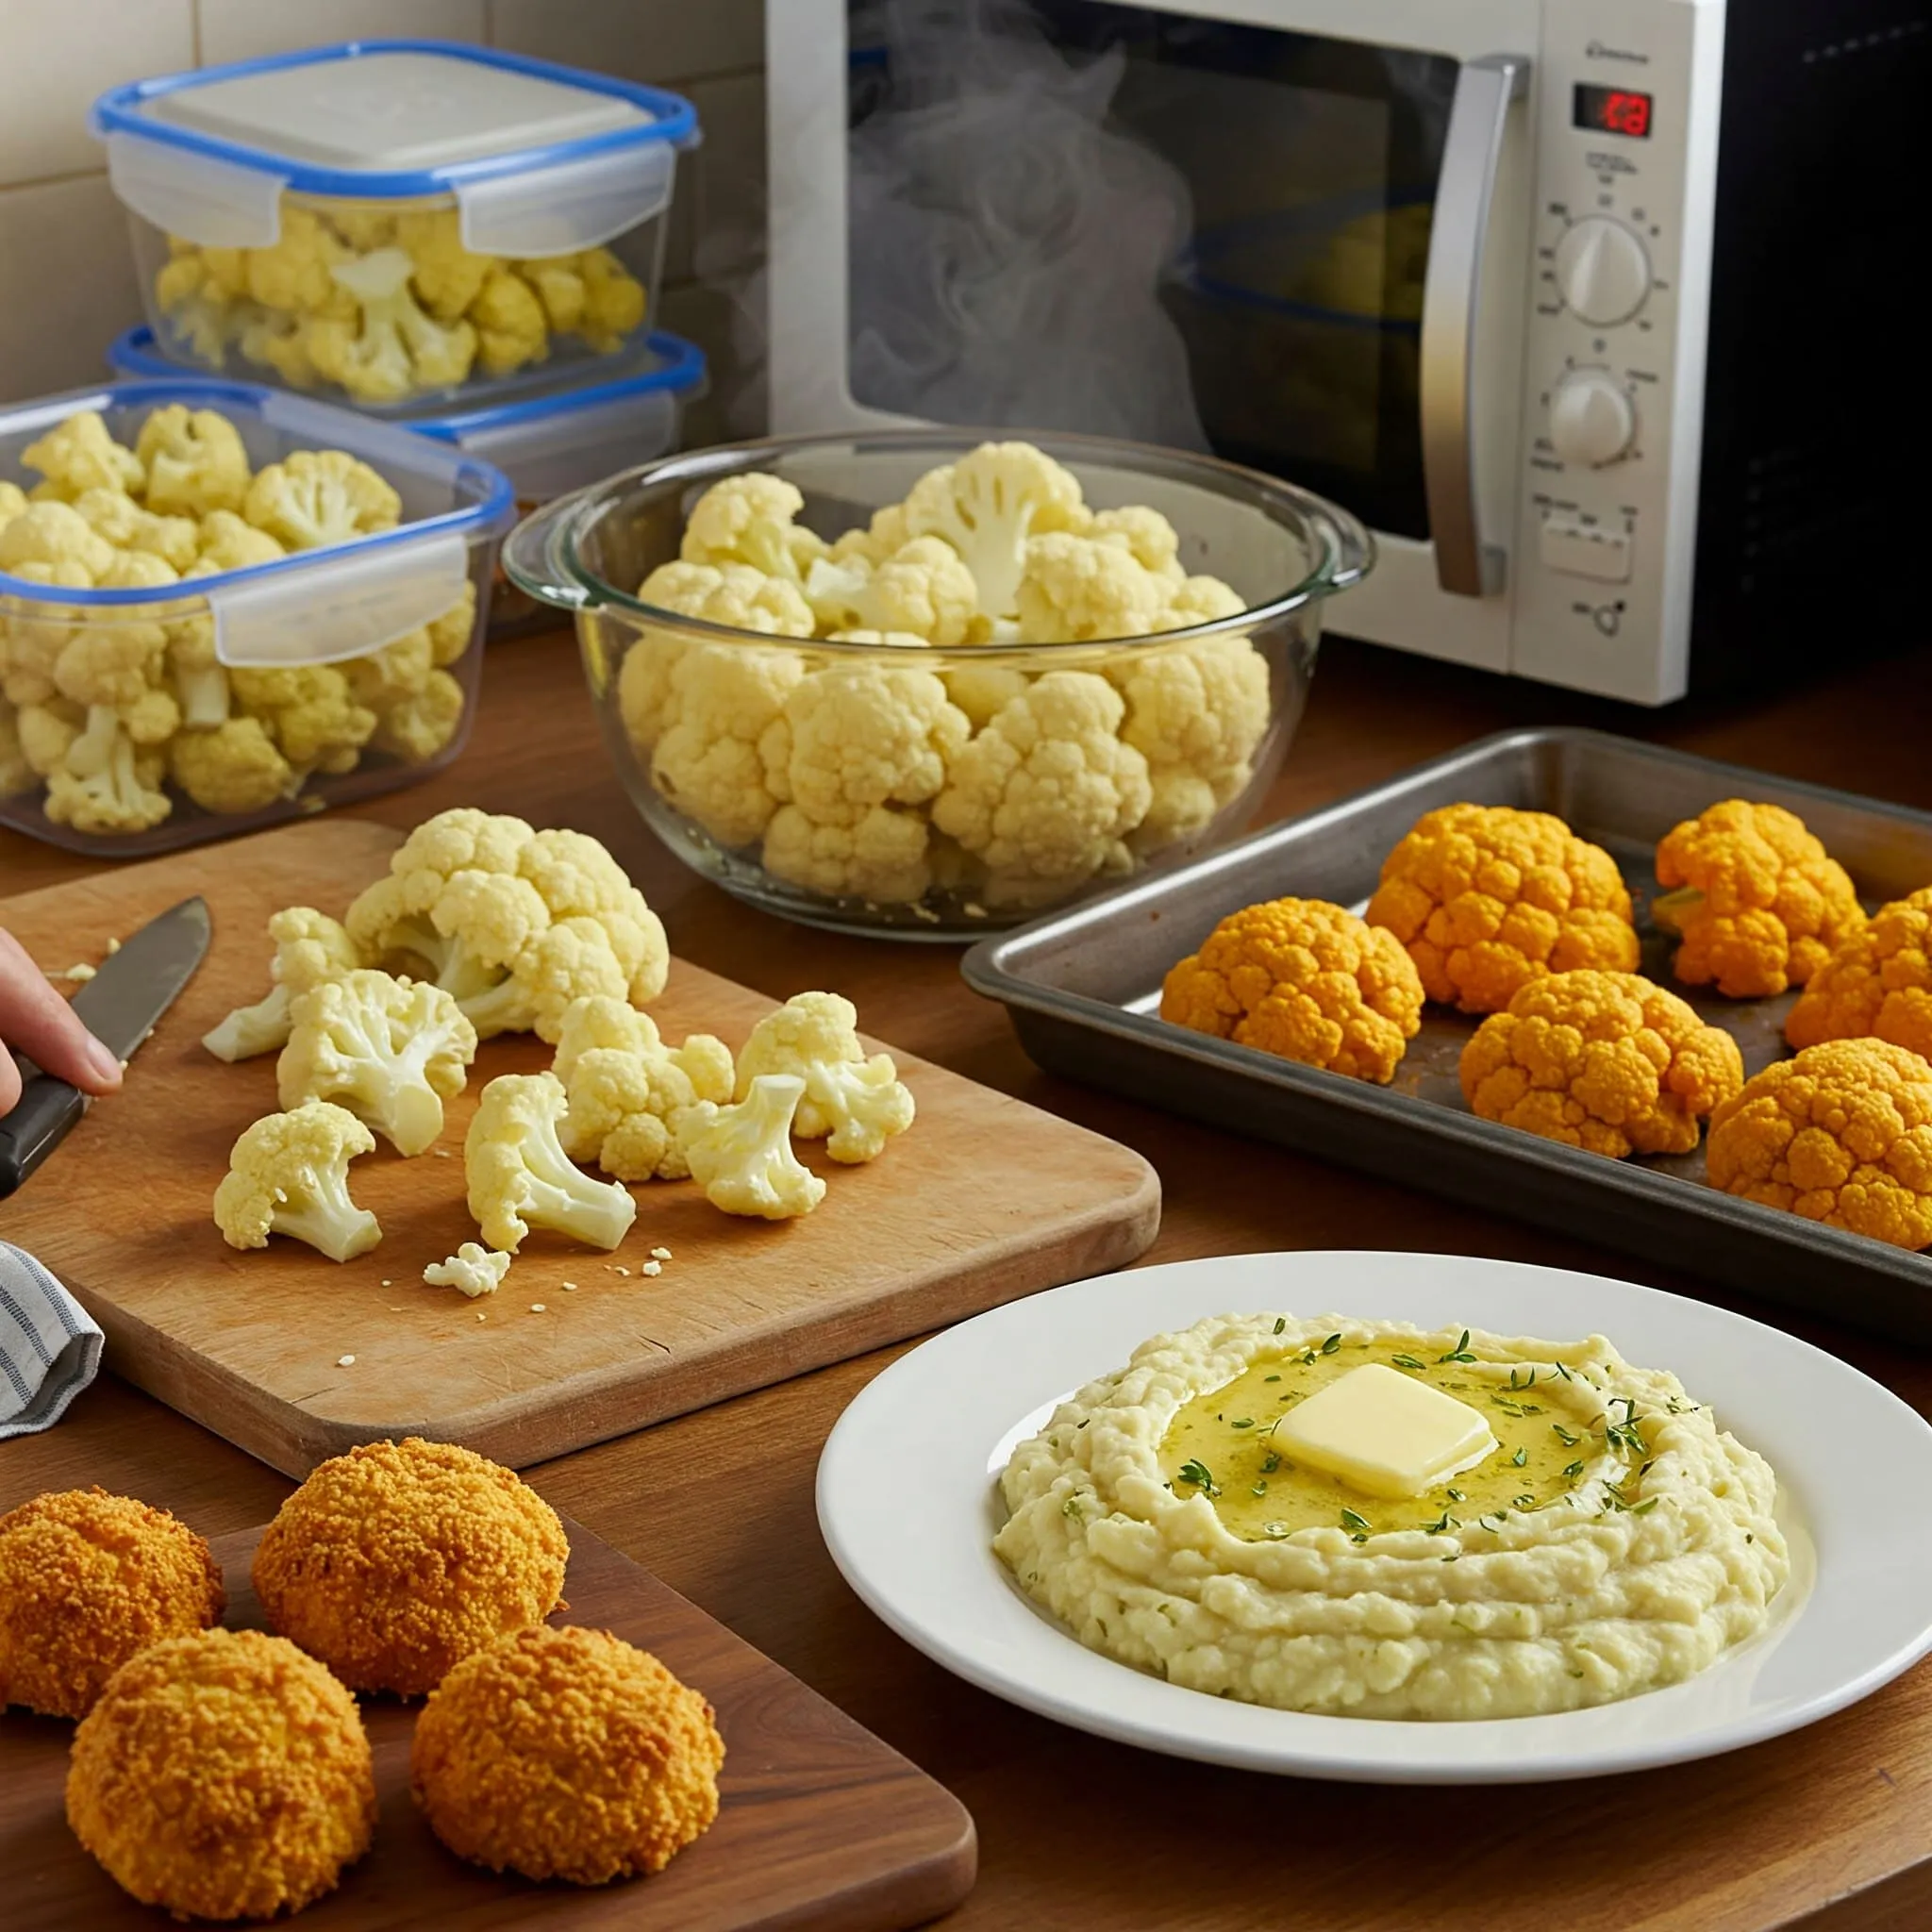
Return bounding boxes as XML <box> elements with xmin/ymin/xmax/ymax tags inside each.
<box><xmin>1438</xmin><ymin>1329</ymin><xmax>1476</xmax><ymax>1364</ymax></box>
<box><xmin>1491</xmin><ymin>1396</ymin><xmax>1524</xmax><ymax>1417</ymax></box>
<box><xmin>1251</xmin><ymin>1481</ymin><xmax>1268</xmax><ymax>1497</ymax></box>
<box><xmin>1511</xmin><ymin>1446</ymin><xmax>1527</xmax><ymax>1467</ymax></box>
<box><xmin>1425</xmin><ymin>1510</ymin><xmax>1458</xmax><ymax>1535</ymax></box>
<box><xmin>1322</xmin><ymin>1333</ymin><xmax>1342</xmax><ymax>1355</ymax></box>
<box><xmin>1514</xmin><ymin>1493</ymin><xmax>1537</xmax><ymax>1508</ymax></box>
<box><xmin>1441</xmin><ymin>1552</ymin><xmax>1461</xmax><ymax>1563</ymax></box>
<box><xmin>1301</xmin><ymin>1349</ymin><xmax>1317</xmax><ymax>1365</ymax></box>
<box><xmin>1273</xmin><ymin>1317</ymin><xmax>1286</xmax><ymax>1335</ymax></box>
<box><xmin>1391</xmin><ymin>1354</ymin><xmax>1427</xmax><ymax>1372</ymax></box>
<box><xmin>1176</xmin><ymin>1458</ymin><xmax>1221</xmax><ymax>1497</ymax></box>
<box><xmin>1260</xmin><ymin>1452</ymin><xmax>1281</xmax><ymax>1474</ymax></box>
<box><xmin>1263</xmin><ymin>1374</ymin><xmax>1281</xmax><ymax>1383</ymax></box>
<box><xmin>1262</xmin><ymin>1520</ymin><xmax>1290</xmax><ymax>1539</ymax></box>
<box><xmin>1563</xmin><ymin>1459</ymin><xmax>1586</xmax><ymax>1478</ymax></box>
<box><xmin>1604</xmin><ymin>1399</ymin><xmax>1647</xmax><ymax>1457</ymax></box>
<box><xmin>1340</xmin><ymin>1507</ymin><xmax>1371</xmax><ymax>1534</ymax></box>
<box><xmin>1630</xmin><ymin>1497</ymin><xmax>1658</xmax><ymax>1516</ymax></box>
<box><xmin>1553</xmin><ymin>1361</ymin><xmax>1574</xmax><ymax>1382</ymax></box>
<box><xmin>1553</xmin><ymin>1424</ymin><xmax>1581</xmax><ymax>1446</ymax></box>
<box><xmin>1445</xmin><ymin>1488</ymin><xmax>1466</xmax><ymax>1502</ymax></box>
<box><xmin>1231</xmin><ymin>1418</ymin><xmax>1255</xmax><ymax>1429</ymax></box>
<box><xmin>1061</xmin><ymin>1495</ymin><xmax>1085</xmax><ymax>1519</ymax></box>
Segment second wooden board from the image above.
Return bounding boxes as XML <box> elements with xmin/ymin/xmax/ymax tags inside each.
<box><xmin>0</xmin><ymin>820</ymin><xmax>1160</xmax><ymax>1474</ymax></box>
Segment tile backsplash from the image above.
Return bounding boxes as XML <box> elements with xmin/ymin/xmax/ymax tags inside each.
<box><xmin>0</xmin><ymin>0</ymin><xmax>765</xmax><ymax>434</ymax></box>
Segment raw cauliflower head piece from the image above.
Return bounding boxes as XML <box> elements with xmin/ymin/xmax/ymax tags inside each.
<box><xmin>1366</xmin><ymin>803</ymin><xmax>1640</xmax><ymax>1015</ymax></box>
<box><xmin>136</xmin><ymin>406</ymin><xmax>252</xmax><ymax>519</ymax></box>
<box><xmin>551</xmin><ymin>993</ymin><xmax>734</xmax><ymax>1182</ymax></box>
<box><xmin>1654</xmin><ymin>798</ymin><xmax>1865</xmax><ymax>1000</ymax></box>
<box><xmin>277</xmin><ymin>969</ymin><xmax>479</xmax><ymax>1158</ymax></box>
<box><xmin>243</xmin><ymin>449</ymin><xmax>402</xmax><ymax>552</ymax></box>
<box><xmin>1459</xmin><ymin>969</ymin><xmax>1744</xmax><ymax>1158</ymax></box>
<box><xmin>1787</xmin><ymin>886</ymin><xmax>1932</xmax><ymax>1061</ymax></box>
<box><xmin>465</xmin><ymin>1071</ymin><xmax>638</xmax><ymax>1254</ymax></box>
<box><xmin>1013</xmin><ymin>532</ymin><xmax>1173</xmax><ymax>643</ymax></box>
<box><xmin>931</xmin><ymin>670</ymin><xmax>1152</xmax><ymax>904</ymax></box>
<box><xmin>679</xmin><ymin>1074</ymin><xmax>827</xmax><ymax>1221</ymax></box>
<box><xmin>803</xmin><ymin>537</ymin><xmax>981</xmax><ymax>644</ymax></box>
<box><xmin>1160</xmin><ymin>896</ymin><xmax>1424</xmax><ymax>1085</ymax></box>
<box><xmin>170</xmin><ymin>715</ymin><xmax>295</xmax><ymax>816</ymax></box>
<box><xmin>423</xmin><ymin>1241</ymin><xmax>512</xmax><ymax>1298</ymax></box>
<box><xmin>901</xmin><ymin>441</ymin><xmax>1091</xmax><ymax>620</ymax></box>
<box><xmin>213</xmin><ymin>1099</ymin><xmax>381</xmax><ymax>1262</ymax></box>
<box><xmin>761</xmin><ymin>803</ymin><xmax>933</xmax><ymax>906</ymax></box>
<box><xmin>1707</xmin><ymin>1038</ymin><xmax>1932</xmax><ymax>1250</ymax></box>
<box><xmin>731</xmin><ymin>988</ymin><xmax>914</xmax><ymax>1158</ymax></box>
<box><xmin>517</xmin><ymin>826</ymin><xmax>668</xmax><ymax>1006</ymax></box>
<box><xmin>203</xmin><ymin>905</ymin><xmax>360</xmax><ymax>1062</ymax></box>
<box><xmin>760</xmin><ymin>662</ymin><xmax>969</xmax><ymax>826</ymax></box>
<box><xmin>0</xmin><ymin>501</ymin><xmax>116</xmax><ymax>579</ymax></box>
<box><xmin>1111</xmin><ymin>633</ymin><xmax>1272</xmax><ymax>855</ymax></box>
<box><xmin>620</xmin><ymin>560</ymin><xmax>816</xmax><ymax>754</ymax></box>
<box><xmin>21</xmin><ymin>411</ymin><xmax>145</xmax><ymax>501</ymax></box>
<box><xmin>651</xmin><ymin>642</ymin><xmax>809</xmax><ymax>848</ymax></box>
<box><xmin>678</xmin><ymin>473</ymin><xmax>826</xmax><ymax>583</ymax></box>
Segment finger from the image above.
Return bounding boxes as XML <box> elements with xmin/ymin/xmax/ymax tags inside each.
<box><xmin>0</xmin><ymin>929</ymin><xmax>123</xmax><ymax>1095</ymax></box>
<box><xmin>0</xmin><ymin>1046</ymin><xmax>20</xmax><ymax>1116</ymax></box>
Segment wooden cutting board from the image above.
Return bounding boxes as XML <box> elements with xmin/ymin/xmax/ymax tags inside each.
<box><xmin>0</xmin><ymin>1517</ymin><xmax>977</xmax><ymax>1930</ymax></box>
<box><xmin>0</xmin><ymin>820</ymin><xmax>1159</xmax><ymax>1475</ymax></box>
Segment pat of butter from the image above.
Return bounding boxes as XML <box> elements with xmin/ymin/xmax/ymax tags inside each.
<box><xmin>1274</xmin><ymin>1363</ymin><xmax>1497</xmax><ymax>1501</ymax></box>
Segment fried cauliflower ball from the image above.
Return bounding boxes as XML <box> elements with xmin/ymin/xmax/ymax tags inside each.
<box><xmin>0</xmin><ymin>1488</ymin><xmax>224</xmax><ymax>1719</ymax></box>
<box><xmin>1459</xmin><ymin>969</ymin><xmax>1745</xmax><ymax>1158</ymax></box>
<box><xmin>411</xmin><ymin>1624</ymin><xmax>724</xmax><ymax>1885</ymax></box>
<box><xmin>1158</xmin><ymin>895</ymin><xmax>1424</xmax><ymax>1084</ymax></box>
<box><xmin>253</xmin><ymin>1437</ymin><xmax>568</xmax><ymax>1696</ymax></box>
<box><xmin>1366</xmin><ymin>803</ymin><xmax>1640</xmax><ymax>1014</ymax></box>
<box><xmin>66</xmin><ymin>1627</ymin><xmax>375</xmax><ymax>1922</ymax></box>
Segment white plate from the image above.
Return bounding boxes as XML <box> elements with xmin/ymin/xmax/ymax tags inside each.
<box><xmin>817</xmin><ymin>1251</ymin><xmax>1932</xmax><ymax>1783</ymax></box>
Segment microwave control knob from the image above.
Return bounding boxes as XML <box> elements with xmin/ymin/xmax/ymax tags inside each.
<box><xmin>1548</xmin><ymin>369</ymin><xmax>1636</xmax><ymax>466</ymax></box>
<box><xmin>1554</xmin><ymin>217</ymin><xmax>1651</xmax><ymax>325</ymax></box>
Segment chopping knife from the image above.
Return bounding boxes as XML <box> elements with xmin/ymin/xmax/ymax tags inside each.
<box><xmin>0</xmin><ymin>896</ymin><xmax>210</xmax><ymax>1198</ymax></box>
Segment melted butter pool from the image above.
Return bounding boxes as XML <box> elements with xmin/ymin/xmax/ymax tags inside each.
<box><xmin>1158</xmin><ymin>1338</ymin><xmax>1609</xmax><ymax>1541</ymax></box>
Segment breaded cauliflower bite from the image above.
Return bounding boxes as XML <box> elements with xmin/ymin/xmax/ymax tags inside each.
<box><xmin>1367</xmin><ymin>803</ymin><xmax>1640</xmax><ymax>1014</ymax></box>
<box><xmin>253</xmin><ymin>1438</ymin><xmax>568</xmax><ymax>1696</ymax></box>
<box><xmin>0</xmin><ymin>1488</ymin><xmax>225</xmax><ymax>1719</ymax></box>
<box><xmin>1460</xmin><ymin>969</ymin><xmax>1745</xmax><ymax>1158</ymax></box>
<box><xmin>411</xmin><ymin>1624</ymin><xmax>724</xmax><ymax>1885</ymax></box>
<box><xmin>66</xmin><ymin>1627</ymin><xmax>375</xmax><ymax>1922</ymax></box>
<box><xmin>1158</xmin><ymin>896</ymin><xmax>1424</xmax><ymax>1084</ymax></box>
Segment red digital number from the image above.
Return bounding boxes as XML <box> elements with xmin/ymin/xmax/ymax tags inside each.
<box><xmin>1607</xmin><ymin>91</ymin><xmax>1651</xmax><ymax>137</ymax></box>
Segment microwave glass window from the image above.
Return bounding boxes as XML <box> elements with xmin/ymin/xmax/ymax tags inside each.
<box><xmin>844</xmin><ymin>1</ymin><xmax>1457</xmax><ymax>539</ymax></box>
<box><xmin>1573</xmin><ymin>84</ymin><xmax>1653</xmax><ymax>139</ymax></box>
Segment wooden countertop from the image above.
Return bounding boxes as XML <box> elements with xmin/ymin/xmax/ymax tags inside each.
<box><xmin>5</xmin><ymin>627</ymin><xmax>1932</xmax><ymax>1931</ymax></box>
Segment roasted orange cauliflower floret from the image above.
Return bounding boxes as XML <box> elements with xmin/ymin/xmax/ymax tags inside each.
<box><xmin>1459</xmin><ymin>969</ymin><xmax>1744</xmax><ymax>1158</ymax></box>
<box><xmin>1159</xmin><ymin>896</ymin><xmax>1424</xmax><ymax>1084</ymax></box>
<box><xmin>1366</xmin><ymin>804</ymin><xmax>1639</xmax><ymax>1014</ymax></box>
<box><xmin>1706</xmin><ymin>1039</ymin><xmax>1932</xmax><ymax>1250</ymax></box>
<box><xmin>1653</xmin><ymin>799</ymin><xmax>1864</xmax><ymax>999</ymax></box>
<box><xmin>1786</xmin><ymin>885</ymin><xmax>1932</xmax><ymax>1059</ymax></box>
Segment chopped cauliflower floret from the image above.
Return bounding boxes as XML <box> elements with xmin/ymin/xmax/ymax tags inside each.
<box><xmin>901</xmin><ymin>441</ymin><xmax>1091</xmax><ymax>619</ymax></box>
<box><xmin>736</xmin><ymin>991</ymin><xmax>914</xmax><ymax>1163</ymax></box>
<box><xmin>196</xmin><ymin>509</ymin><xmax>285</xmax><ymax>573</ymax></box>
<box><xmin>760</xmin><ymin>662</ymin><xmax>968</xmax><ymax>826</ymax></box>
<box><xmin>468</xmin><ymin>266</ymin><xmax>549</xmax><ymax>379</ymax></box>
<box><xmin>21</xmin><ymin>411</ymin><xmax>145</xmax><ymax>501</ymax></box>
<box><xmin>465</xmin><ymin>1071</ymin><xmax>638</xmax><ymax>1254</ymax></box>
<box><xmin>761</xmin><ymin>804</ymin><xmax>934</xmax><ymax>906</ymax></box>
<box><xmin>678</xmin><ymin>1074</ymin><xmax>826</xmax><ymax>1221</ymax></box>
<box><xmin>803</xmin><ymin>537</ymin><xmax>981</xmax><ymax>645</ymax></box>
<box><xmin>423</xmin><ymin>1241</ymin><xmax>512</xmax><ymax>1298</ymax></box>
<box><xmin>213</xmin><ymin>1100</ymin><xmax>381</xmax><ymax>1262</ymax></box>
<box><xmin>1090</xmin><ymin>505</ymin><xmax>1185</xmax><ymax>582</ymax></box>
<box><xmin>70</xmin><ymin>488</ymin><xmax>199</xmax><ymax>573</ymax></box>
<box><xmin>242</xmin><ymin>448</ymin><xmax>402</xmax><ymax>552</ymax></box>
<box><xmin>679</xmin><ymin>473</ymin><xmax>826</xmax><ymax>583</ymax></box>
<box><xmin>229</xmin><ymin>663</ymin><xmax>376</xmax><ymax>775</ymax></box>
<box><xmin>137</xmin><ymin>406</ymin><xmax>252</xmax><ymax>519</ymax></box>
<box><xmin>651</xmin><ymin>643</ymin><xmax>809</xmax><ymax>848</ymax></box>
<box><xmin>1014</xmin><ymin>532</ymin><xmax>1173</xmax><ymax>643</ymax></box>
<box><xmin>170</xmin><ymin>716</ymin><xmax>295</xmax><ymax>816</ymax></box>
<box><xmin>0</xmin><ymin>501</ymin><xmax>116</xmax><ymax>579</ymax></box>
<box><xmin>204</xmin><ymin>906</ymin><xmax>360</xmax><ymax>1062</ymax></box>
<box><xmin>308</xmin><ymin>246</ymin><xmax>479</xmax><ymax>403</ymax></box>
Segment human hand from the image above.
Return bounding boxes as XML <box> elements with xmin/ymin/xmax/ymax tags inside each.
<box><xmin>0</xmin><ymin>927</ymin><xmax>124</xmax><ymax>1116</ymax></box>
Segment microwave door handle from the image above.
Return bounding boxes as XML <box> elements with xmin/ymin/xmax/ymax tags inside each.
<box><xmin>1421</xmin><ymin>52</ymin><xmax>1528</xmax><ymax>598</ymax></box>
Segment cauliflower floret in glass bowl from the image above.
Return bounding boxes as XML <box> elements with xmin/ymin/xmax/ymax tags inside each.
<box><xmin>505</xmin><ymin>432</ymin><xmax>1372</xmax><ymax>937</ymax></box>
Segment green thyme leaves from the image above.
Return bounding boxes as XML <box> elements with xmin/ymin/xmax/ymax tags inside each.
<box><xmin>1176</xmin><ymin>1458</ymin><xmax>1221</xmax><ymax>1497</ymax></box>
<box><xmin>1439</xmin><ymin>1329</ymin><xmax>1477</xmax><ymax>1364</ymax></box>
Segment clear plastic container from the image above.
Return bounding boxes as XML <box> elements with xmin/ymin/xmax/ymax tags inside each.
<box><xmin>109</xmin><ymin>325</ymin><xmax>708</xmax><ymax>634</ymax></box>
<box><xmin>1</xmin><ymin>377</ymin><xmax>514</xmax><ymax>858</ymax></box>
<box><xmin>91</xmin><ymin>41</ymin><xmax>698</xmax><ymax>411</ymax></box>
<box><xmin>504</xmin><ymin>431</ymin><xmax>1374</xmax><ymax>940</ymax></box>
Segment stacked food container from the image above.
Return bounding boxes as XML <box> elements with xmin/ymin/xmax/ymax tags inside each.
<box><xmin>0</xmin><ymin>40</ymin><xmax>706</xmax><ymax>855</ymax></box>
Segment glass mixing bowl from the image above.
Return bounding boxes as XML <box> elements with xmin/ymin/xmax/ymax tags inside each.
<box><xmin>504</xmin><ymin>429</ymin><xmax>1372</xmax><ymax>938</ymax></box>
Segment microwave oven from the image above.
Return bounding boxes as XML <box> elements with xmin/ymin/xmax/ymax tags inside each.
<box><xmin>765</xmin><ymin>0</ymin><xmax>1926</xmax><ymax>705</ymax></box>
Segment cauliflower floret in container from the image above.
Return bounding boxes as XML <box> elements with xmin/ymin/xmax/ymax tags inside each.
<box><xmin>394</xmin><ymin>208</ymin><xmax>491</xmax><ymax>323</ymax></box>
<box><xmin>1013</xmin><ymin>532</ymin><xmax>1174</xmax><ymax>644</ymax></box>
<box><xmin>21</xmin><ymin>410</ymin><xmax>144</xmax><ymax>501</ymax></box>
<box><xmin>242</xmin><ymin>449</ymin><xmax>402</xmax><ymax>552</ymax></box>
<box><xmin>213</xmin><ymin>1100</ymin><xmax>382</xmax><ymax>1263</ymax></box>
<box><xmin>70</xmin><ymin>488</ymin><xmax>199</xmax><ymax>573</ymax></box>
<box><xmin>0</xmin><ymin>501</ymin><xmax>117</xmax><ymax>580</ymax></box>
<box><xmin>551</xmin><ymin>994</ymin><xmax>735</xmax><ymax>1183</ymax></box>
<box><xmin>0</xmin><ymin>697</ymin><xmax>34</xmax><ymax>799</ymax></box>
<box><xmin>169</xmin><ymin>715</ymin><xmax>295</xmax><ymax>815</ymax></box>
<box><xmin>277</xmin><ymin>969</ymin><xmax>478</xmax><ymax>1158</ymax></box>
<box><xmin>678</xmin><ymin>1074</ymin><xmax>826</xmax><ymax>1221</ymax></box>
<box><xmin>0</xmin><ymin>479</ymin><xmax>27</xmax><ymax>525</ymax></box>
<box><xmin>469</xmin><ymin>267</ymin><xmax>550</xmax><ymax>379</ymax></box>
<box><xmin>1160</xmin><ymin>897</ymin><xmax>1424</xmax><ymax>1086</ymax></box>
<box><xmin>679</xmin><ymin>474</ymin><xmax>826</xmax><ymax>584</ymax></box>
<box><xmin>734</xmin><ymin>990</ymin><xmax>915</xmax><ymax>1161</ymax></box>
<box><xmin>465</xmin><ymin>1071</ymin><xmax>637</xmax><ymax>1254</ymax></box>
<box><xmin>308</xmin><ymin>248</ymin><xmax>480</xmax><ymax>405</ymax></box>
<box><xmin>761</xmin><ymin>804</ymin><xmax>935</xmax><ymax>907</ymax></box>
<box><xmin>932</xmin><ymin>671</ymin><xmax>1151</xmax><ymax>906</ymax></box>
<box><xmin>651</xmin><ymin>644</ymin><xmax>809</xmax><ymax>849</ymax></box>
<box><xmin>901</xmin><ymin>441</ymin><xmax>1091</xmax><ymax>619</ymax></box>
<box><xmin>803</xmin><ymin>537</ymin><xmax>981</xmax><ymax>645</ymax></box>
<box><xmin>42</xmin><ymin>706</ymin><xmax>173</xmax><ymax>836</ymax></box>
<box><xmin>761</xmin><ymin>662</ymin><xmax>968</xmax><ymax>827</ymax></box>
<box><xmin>196</xmin><ymin>509</ymin><xmax>284</xmax><ymax>572</ymax></box>
<box><xmin>230</xmin><ymin>664</ymin><xmax>376</xmax><ymax>776</ymax></box>
<box><xmin>205</xmin><ymin>906</ymin><xmax>360</xmax><ymax>1062</ymax></box>
<box><xmin>136</xmin><ymin>406</ymin><xmax>250</xmax><ymax>519</ymax></box>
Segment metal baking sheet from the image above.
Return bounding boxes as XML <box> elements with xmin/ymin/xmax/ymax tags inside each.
<box><xmin>962</xmin><ymin>727</ymin><xmax>1932</xmax><ymax>1341</ymax></box>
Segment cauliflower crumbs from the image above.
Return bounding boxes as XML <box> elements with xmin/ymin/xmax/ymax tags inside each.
<box><xmin>337</xmin><ymin>1355</ymin><xmax>356</xmax><ymax>1367</ymax></box>
<box><xmin>965</xmin><ymin>903</ymin><xmax>989</xmax><ymax>919</ymax></box>
<box><xmin>106</xmin><ymin>937</ymin><xmax>121</xmax><ymax>954</ymax></box>
<box><xmin>58</xmin><ymin>963</ymin><xmax>98</xmax><ymax>982</ymax></box>
<box><xmin>650</xmin><ymin>1246</ymin><xmax>673</xmax><ymax>1261</ymax></box>
<box><xmin>562</xmin><ymin>1282</ymin><xmax>577</xmax><ymax>1291</ymax></box>
<box><xmin>529</xmin><ymin>1303</ymin><xmax>546</xmax><ymax>1312</ymax></box>
<box><xmin>641</xmin><ymin>1260</ymin><xmax>662</xmax><ymax>1278</ymax></box>
<box><xmin>434</xmin><ymin>1149</ymin><xmax>454</xmax><ymax>1158</ymax></box>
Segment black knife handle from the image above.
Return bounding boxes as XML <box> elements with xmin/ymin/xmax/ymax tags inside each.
<box><xmin>0</xmin><ymin>1069</ymin><xmax>88</xmax><ymax>1198</ymax></box>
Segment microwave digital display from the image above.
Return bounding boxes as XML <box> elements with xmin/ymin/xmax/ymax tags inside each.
<box><xmin>1574</xmin><ymin>84</ymin><xmax>1653</xmax><ymax>139</ymax></box>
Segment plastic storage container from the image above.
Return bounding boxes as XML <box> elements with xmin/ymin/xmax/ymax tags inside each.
<box><xmin>0</xmin><ymin>377</ymin><xmax>514</xmax><ymax>858</ymax></box>
<box><xmin>91</xmin><ymin>41</ymin><xmax>698</xmax><ymax>411</ymax></box>
<box><xmin>109</xmin><ymin>325</ymin><xmax>708</xmax><ymax>633</ymax></box>
<box><xmin>504</xmin><ymin>431</ymin><xmax>1373</xmax><ymax>940</ymax></box>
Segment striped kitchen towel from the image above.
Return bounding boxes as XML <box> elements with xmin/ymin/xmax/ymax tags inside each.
<box><xmin>0</xmin><ymin>1239</ymin><xmax>103</xmax><ymax>1439</ymax></box>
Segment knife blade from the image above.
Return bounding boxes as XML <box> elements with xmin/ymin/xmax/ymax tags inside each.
<box><xmin>0</xmin><ymin>895</ymin><xmax>211</xmax><ymax>1198</ymax></box>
